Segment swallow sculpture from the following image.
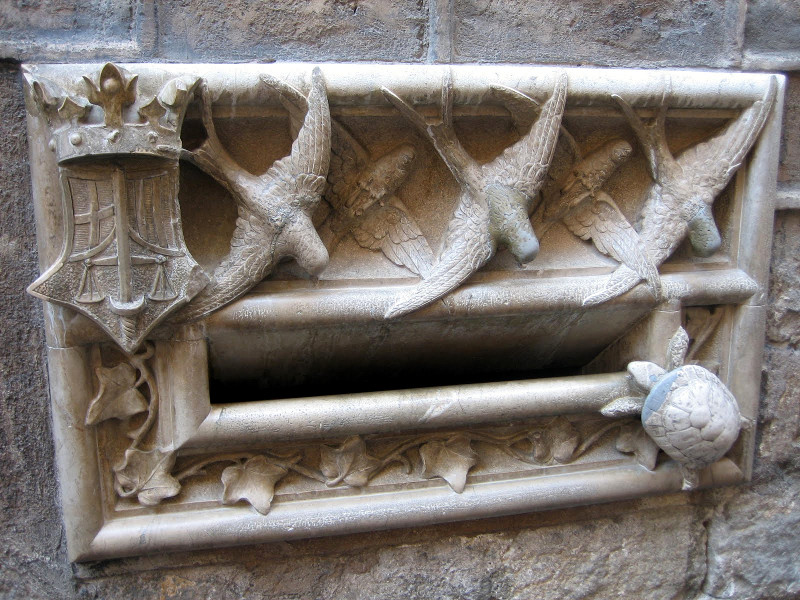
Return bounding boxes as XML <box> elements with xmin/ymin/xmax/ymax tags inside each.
<box><xmin>175</xmin><ymin>68</ymin><xmax>331</xmax><ymax>322</ymax></box>
<box><xmin>588</xmin><ymin>78</ymin><xmax>777</xmax><ymax>304</ymax></box>
<box><xmin>381</xmin><ymin>71</ymin><xmax>568</xmax><ymax>318</ymax></box>
<box><xmin>324</xmin><ymin>126</ymin><xmax>433</xmax><ymax>277</ymax></box>
<box><xmin>536</xmin><ymin>139</ymin><xmax>662</xmax><ymax>305</ymax></box>
<box><xmin>255</xmin><ymin>77</ymin><xmax>434</xmax><ymax>278</ymax></box>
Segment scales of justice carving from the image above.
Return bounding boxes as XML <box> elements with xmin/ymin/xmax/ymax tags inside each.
<box><xmin>24</xmin><ymin>64</ymin><xmax>776</xmax><ymax>515</ymax></box>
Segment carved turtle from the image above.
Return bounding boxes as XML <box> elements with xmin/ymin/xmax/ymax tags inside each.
<box><xmin>603</xmin><ymin>326</ymin><xmax>745</xmax><ymax>490</ymax></box>
<box><xmin>629</xmin><ymin>361</ymin><xmax>741</xmax><ymax>489</ymax></box>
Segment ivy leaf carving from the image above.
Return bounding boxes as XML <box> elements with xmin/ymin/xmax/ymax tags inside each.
<box><xmin>113</xmin><ymin>448</ymin><xmax>181</xmax><ymax>506</ymax></box>
<box><xmin>320</xmin><ymin>436</ymin><xmax>382</xmax><ymax>488</ymax></box>
<box><xmin>528</xmin><ymin>417</ymin><xmax>581</xmax><ymax>464</ymax></box>
<box><xmin>419</xmin><ymin>434</ymin><xmax>477</xmax><ymax>493</ymax></box>
<box><xmin>616</xmin><ymin>422</ymin><xmax>660</xmax><ymax>471</ymax></box>
<box><xmin>85</xmin><ymin>362</ymin><xmax>147</xmax><ymax>425</ymax></box>
<box><xmin>220</xmin><ymin>456</ymin><xmax>287</xmax><ymax>515</ymax></box>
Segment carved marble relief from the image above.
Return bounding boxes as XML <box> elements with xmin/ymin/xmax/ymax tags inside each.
<box><xmin>26</xmin><ymin>64</ymin><xmax>209</xmax><ymax>352</ymax></box>
<box><xmin>22</xmin><ymin>64</ymin><xmax>782</xmax><ymax>560</ymax></box>
<box><xmin>381</xmin><ymin>71</ymin><xmax>566</xmax><ymax>317</ymax></box>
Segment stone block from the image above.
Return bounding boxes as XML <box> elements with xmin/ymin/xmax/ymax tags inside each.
<box><xmin>72</xmin><ymin>503</ymin><xmax>702</xmax><ymax>599</ymax></box>
<box><xmin>0</xmin><ymin>65</ymin><xmax>72</xmax><ymax>595</ymax></box>
<box><xmin>154</xmin><ymin>0</ymin><xmax>429</xmax><ymax>62</ymax></box>
<box><xmin>756</xmin><ymin>345</ymin><xmax>800</xmax><ymax>476</ymax></box>
<box><xmin>779</xmin><ymin>75</ymin><xmax>800</xmax><ymax>184</ymax></box>
<box><xmin>767</xmin><ymin>211</ymin><xmax>800</xmax><ymax>345</ymax></box>
<box><xmin>452</xmin><ymin>0</ymin><xmax>743</xmax><ymax>68</ymax></box>
<box><xmin>0</xmin><ymin>0</ymin><xmax>143</xmax><ymax>61</ymax></box>
<box><xmin>702</xmin><ymin>476</ymin><xmax>800</xmax><ymax>599</ymax></box>
<box><xmin>743</xmin><ymin>0</ymin><xmax>800</xmax><ymax>70</ymax></box>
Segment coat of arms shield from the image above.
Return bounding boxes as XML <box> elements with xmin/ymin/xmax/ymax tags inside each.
<box><xmin>29</xmin><ymin>158</ymin><xmax>207</xmax><ymax>352</ymax></box>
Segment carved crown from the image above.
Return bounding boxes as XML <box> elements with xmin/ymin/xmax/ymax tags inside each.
<box><xmin>23</xmin><ymin>63</ymin><xmax>199</xmax><ymax>163</ymax></box>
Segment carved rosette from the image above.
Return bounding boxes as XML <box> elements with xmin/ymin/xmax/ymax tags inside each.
<box><xmin>25</xmin><ymin>64</ymin><xmax>209</xmax><ymax>352</ymax></box>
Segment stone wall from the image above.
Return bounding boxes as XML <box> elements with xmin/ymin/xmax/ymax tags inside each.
<box><xmin>1</xmin><ymin>1</ymin><xmax>798</xmax><ymax>598</ymax></box>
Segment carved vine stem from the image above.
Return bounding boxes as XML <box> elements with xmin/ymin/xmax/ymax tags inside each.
<box><xmin>125</xmin><ymin>343</ymin><xmax>157</xmax><ymax>448</ymax></box>
<box><xmin>173</xmin><ymin>451</ymin><xmax>326</xmax><ymax>484</ymax></box>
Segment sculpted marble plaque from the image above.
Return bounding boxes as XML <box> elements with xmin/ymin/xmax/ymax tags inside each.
<box><xmin>22</xmin><ymin>63</ymin><xmax>783</xmax><ymax>561</ymax></box>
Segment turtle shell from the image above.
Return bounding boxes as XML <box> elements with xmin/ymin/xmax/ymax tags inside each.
<box><xmin>642</xmin><ymin>365</ymin><xmax>740</xmax><ymax>469</ymax></box>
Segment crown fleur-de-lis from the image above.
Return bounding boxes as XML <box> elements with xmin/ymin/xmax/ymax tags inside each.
<box><xmin>83</xmin><ymin>63</ymin><xmax>138</xmax><ymax>128</ymax></box>
<box><xmin>24</xmin><ymin>72</ymin><xmax>91</xmax><ymax>125</ymax></box>
<box><xmin>138</xmin><ymin>97</ymin><xmax>168</xmax><ymax>129</ymax></box>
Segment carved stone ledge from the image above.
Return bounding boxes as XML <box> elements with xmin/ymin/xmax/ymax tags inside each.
<box><xmin>22</xmin><ymin>63</ymin><xmax>784</xmax><ymax>560</ymax></box>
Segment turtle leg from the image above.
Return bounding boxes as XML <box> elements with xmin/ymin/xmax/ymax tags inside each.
<box><xmin>680</xmin><ymin>465</ymin><xmax>700</xmax><ymax>491</ymax></box>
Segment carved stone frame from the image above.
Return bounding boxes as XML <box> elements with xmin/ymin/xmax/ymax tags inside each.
<box><xmin>25</xmin><ymin>64</ymin><xmax>784</xmax><ymax>561</ymax></box>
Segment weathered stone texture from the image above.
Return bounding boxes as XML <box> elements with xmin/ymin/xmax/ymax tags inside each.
<box><xmin>779</xmin><ymin>75</ymin><xmax>800</xmax><ymax>184</ymax></box>
<box><xmin>0</xmin><ymin>65</ymin><xmax>74</xmax><ymax>598</ymax></box>
<box><xmin>0</xmin><ymin>1</ymin><xmax>143</xmax><ymax>61</ymax></box>
<box><xmin>155</xmin><ymin>0</ymin><xmax>429</xmax><ymax>62</ymax></box>
<box><xmin>698</xmin><ymin>345</ymin><xmax>800</xmax><ymax>600</ymax></box>
<box><xmin>69</xmin><ymin>498</ymin><xmax>703</xmax><ymax>600</ymax></box>
<box><xmin>702</xmin><ymin>480</ymin><xmax>800</xmax><ymax>600</ymax></box>
<box><xmin>695</xmin><ymin>207</ymin><xmax>800</xmax><ymax>600</ymax></box>
<box><xmin>453</xmin><ymin>0</ymin><xmax>744</xmax><ymax>68</ymax></box>
<box><xmin>743</xmin><ymin>0</ymin><xmax>800</xmax><ymax>69</ymax></box>
<box><xmin>767</xmin><ymin>211</ymin><xmax>800</xmax><ymax>345</ymax></box>
<box><xmin>0</xmin><ymin>0</ymin><xmax>429</xmax><ymax>63</ymax></box>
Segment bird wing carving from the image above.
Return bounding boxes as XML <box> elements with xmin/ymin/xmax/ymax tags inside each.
<box><xmin>563</xmin><ymin>192</ymin><xmax>661</xmax><ymax>298</ymax></box>
<box><xmin>211</xmin><ymin>205</ymin><xmax>280</xmax><ymax>299</ymax></box>
<box><xmin>582</xmin><ymin>264</ymin><xmax>643</xmax><ymax>307</ymax></box>
<box><xmin>384</xmin><ymin>194</ymin><xmax>494</xmax><ymax>318</ymax></box>
<box><xmin>261</xmin><ymin>71</ymin><xmax>331</xmax><ymax>198</ymax></box>
<box><xmin>486</xmin><ymin>73</ymin><xmax>568</xmax><ymax>200</ymax></box>
<box><xmin>267</xmin><ymin>76</ymin><xmax>430</xmax><ymax>276</ymax></box>
<box><xmin>325</xmin><ymin>115</ymin><xmax>431</xmax><ymax>275</ymax></box>
<box><xmin>677</xmin><ymin>77</ymin><xmax>777</xmax><ymax>196</ymax></box>
<box><xmin>352</xmin><ymin>199</ymin><xmax>434</xmax><ymax>278</ymax></box>
<box><xmin>636</xmin><ymin>182</ymin><xmax>699</xmax><ymax>267</ymax></box>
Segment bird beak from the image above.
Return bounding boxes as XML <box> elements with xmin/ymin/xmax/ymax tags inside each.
<box><xmin>687</xmin><ymin>202</ymin><xmax>722</xmax><ymax>257</ymax></box>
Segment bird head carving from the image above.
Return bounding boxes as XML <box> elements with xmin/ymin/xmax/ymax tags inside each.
<box><xmin>274</xmin><ymin>207</ymin><xmax>330</xmax><ymax>277</ymax></box>
<box><xmin>686</xmin><ymin>201</ymin><xmax>722</xmax><ymax>257</ymax></box>
<box><xmin>486</xmin><ymin>184</ymin><xmax>540</xmax><ymax>264</ymax></box>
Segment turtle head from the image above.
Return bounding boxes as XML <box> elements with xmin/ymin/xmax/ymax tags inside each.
<box><xmin>627</xmin><ymin>361</ymin><xmax>668</xmax><ymax>393</ymax></box>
